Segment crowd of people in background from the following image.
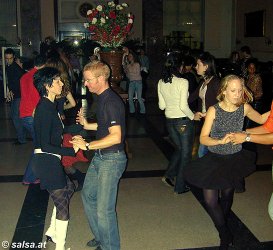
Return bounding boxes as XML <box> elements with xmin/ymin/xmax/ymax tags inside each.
<box><xmin>2</xmin><ymin>40</ymin><xmax>273</xmax><ymax>250</ymax></box>
<box><xmin>156</xmin><ymin>45</ymin><xmax>272</xmax><ymax>249</ymax></box>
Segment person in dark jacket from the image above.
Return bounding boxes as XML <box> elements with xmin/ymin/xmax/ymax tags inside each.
<box><xmin>4</xmin><ymin>48</ymin><xmax>26</xmax><ymax>144</ymax></box>
<box><xmin>188</xmin><ymin>52</ymin><xmax>220</xmax><ymax>157</ymax></box>
<box><xmin>181</xmin><ymin>55</ymin><xmax>199</xmax><ymax>111</ymax></box>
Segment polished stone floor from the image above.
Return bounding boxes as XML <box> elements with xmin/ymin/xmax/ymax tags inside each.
<box><xmin>0</xmin><ymin>95</ymin><xmax>272</xmax><ymax>250</ymax></box>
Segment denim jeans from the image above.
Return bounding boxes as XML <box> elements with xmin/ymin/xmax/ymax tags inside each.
<box><xmin>81</xmin><ymin>151</ymin><xmax>127</xmax><ymax>250</ymax></box>
<box><xmin>198</xmin><ymin>143</ymin><xmax>209</xmax><ymax>158</ymax></box>
<box><xmin>22</xmin><ymin>116</ymin><xmax>37</xmax><ymax>183</ymax></box>
<box><xmin>22</xmin><ymin>116</ymin><xmax>35</xmax><ymax>140</ymax></box>
<box><xmin>128</xmin><ymin>80</ymin><xmax>146</xmax><ymax>114</ymax></box>
<box><xmin>165</xmin><ymin>118</ymin><xmax>195</xmax><ymax>193</ymax></box>
<box><xmin>10</xmin><ymin>98</ymin><xmax>26</xmax><ymax>143</ymax></box>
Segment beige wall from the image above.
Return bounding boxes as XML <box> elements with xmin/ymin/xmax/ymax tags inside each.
<box><xmin>40</xmin><ymin>0</ymin><xmax>55</xmax><ymax>40</ymax></box>
<box><xmin>204</xmin><ymin>0</ymin><xmax>235</xmax><ymax>58</ymax></box>
<box><xmin>236</xmin><ymin>0</ymin><xmax>273</xmax><ymax>61</ymax></box>
<box><xmin>37</xmin><ymin>0</ymin><xmax>272</xmax><ymax>62</ymax></box>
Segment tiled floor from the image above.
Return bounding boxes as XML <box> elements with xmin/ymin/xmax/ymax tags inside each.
<box><xmin>0</xmin><ymin>96</ymin><xmax>272</xmax><ymax>250</ymax></box>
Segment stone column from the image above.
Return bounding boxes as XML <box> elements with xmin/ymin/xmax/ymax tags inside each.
<box><xmin>143</xmin><ymin>0</ymin><xmax>165</xmax><ymax>95</ymax></box>
<box><xmin>204</xmin><ymin>0</ymin><xmax>236</xmax><ymax>58</ymax></box>
<box><xmin>19</xmin><ymin>0</ymin><xmax>41</xmax><ymax>57</ymax></box>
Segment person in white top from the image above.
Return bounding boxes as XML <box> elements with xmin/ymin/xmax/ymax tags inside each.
<box><xmin>158</xmin><ymin>52</ymin><xmax>204</xmax><ymax>194</ymax></box>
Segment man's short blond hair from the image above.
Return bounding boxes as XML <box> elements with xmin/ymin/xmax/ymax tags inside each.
<box><xmin>83</xmin><ymin>60</ymin><xmax>110</xmax><ymax>80</ymax></box>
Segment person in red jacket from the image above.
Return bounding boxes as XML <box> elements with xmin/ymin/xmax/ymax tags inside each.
<box><xmin>231</xmin><ymin>101</ymin><xmax>273</xmax><ymax>220</ymax></box>
<box><xmin>20</xmin><ymin>55</ymin><xmax>46</xmax><ymax>184</ymax></box>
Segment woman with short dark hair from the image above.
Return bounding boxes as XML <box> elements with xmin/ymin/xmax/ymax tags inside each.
<box><xmin>31</xmin><ymin>67</ymin><xmax>79</xmax><ymax>250</ymax></box>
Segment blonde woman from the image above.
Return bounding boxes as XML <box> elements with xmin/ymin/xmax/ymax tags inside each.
<box><xmin>184</xmin><ymin>75</ymin><xmax>269</xmax><ymax>249</ymax></box>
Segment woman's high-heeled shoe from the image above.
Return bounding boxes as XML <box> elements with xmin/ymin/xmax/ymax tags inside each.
<box><xmin>218</xmin><ymin>225</ymin><xmax>234</xmax><ymax>250</ymax></box>
<box><xmin>219</xmin><ymin>240</ymin><xmax>234</xmax><ymax>250</ymax></box>
<box><xmin>46</xmin><ymin>235</ymin><xmax>54</xmax><ymax>243</ymax></box>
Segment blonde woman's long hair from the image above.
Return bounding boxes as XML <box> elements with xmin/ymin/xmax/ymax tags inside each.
<box><xmin>217</xmin><ymin>74</ymin><xmax>253</xmax><ymax>105</ymax></box>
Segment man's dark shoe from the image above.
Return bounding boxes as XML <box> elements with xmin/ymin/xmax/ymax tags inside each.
<box><xmin>175</xmin><ymin>185</ymin><xmax>191</xmax><ymax>194</ymax></box>
<box><xmin>95</xmin><ymin>246</ymin><xmax>102</xmax><ymax>250</ymax></box>
<box><xmin>162</xmin><ymin>177</ymin><xmax>174</xmax><ymax>187</ymax></box>
<box><xmin>13</xmin><ymin>140</ymin><xmax>26</xmax><ymax>145</ymax></box>
<box><xmin>87</xmin><ymin>239</ymin><xmax>100</xmax><ymax>248</ymax></box>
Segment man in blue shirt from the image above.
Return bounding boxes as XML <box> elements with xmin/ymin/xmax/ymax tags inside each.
<box><xmin>72</xmin><ymin>60</ymin><xmax>127</xmax><ymax>250</ymax></box>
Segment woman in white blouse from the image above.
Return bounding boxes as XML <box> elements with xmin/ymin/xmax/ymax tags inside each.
<box><xmin>158</xmin><ymin>53</ymin><xmax>203</xmax><ymax>194</ymax></box>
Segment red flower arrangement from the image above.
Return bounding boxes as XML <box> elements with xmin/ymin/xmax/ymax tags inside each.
<box><xmin>84</xmin><ymin>1</ymin><xmax>134</xmax><ymax>49</ymax></box>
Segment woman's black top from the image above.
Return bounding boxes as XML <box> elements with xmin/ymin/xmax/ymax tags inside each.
<box><xmin>32</xmin><ymin>97</ymin><xmax>75</xmax><ymax>190</ymax></box>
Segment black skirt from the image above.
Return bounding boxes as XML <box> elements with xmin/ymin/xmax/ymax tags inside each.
<box><xmin>184</xmin><ymin>149</ymin><xmax>256</xmax><ymax>190</ymax></box>
<box><xmin>31</xmin><ymin>153</ymin><xmax>67</xmax><ymax>190</ymax></box>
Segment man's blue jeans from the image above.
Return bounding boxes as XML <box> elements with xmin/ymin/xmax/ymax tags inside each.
<box><xmin>81</xmin><ymin>151</ymin><xmax>127</xmax><ymax>250</ymax></box>
<box><xmin>128</xmin><ymin>80</ymin><xmax>146</xmax><ymax>114</ymax></box>
<box><xmin>10</xmin><ymin>98</ymin><xmax>26</xmax><ymax>143</ymax></box>
<box><xmin>22</xmin><ymin>116</ymin><xmax>37</xmax><ymax>183</ymax></box>
<box><xmin>165</xmin><ymin>118</ymin><xmax>195</xmax><ymax>193</ymax></box>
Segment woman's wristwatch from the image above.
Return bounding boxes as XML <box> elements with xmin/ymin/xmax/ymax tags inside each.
<box><xmin>245</xmin><ymin>133</ymin><xmax>251</xmax><ymax>142</ymax></box>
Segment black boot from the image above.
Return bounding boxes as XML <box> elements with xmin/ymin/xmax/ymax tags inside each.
<box><xmin>216</xmin><ymin>225</ymin><xmax>233</xmax><ymax>250</ymax></box>
<box><xmin>69</xmin><ymin>170</ymin><xmax>85</xmax><ymax>192</ymax></box>
<box><xmin>220</xmin><ymin>198</ymin><xmax>233</xmax><ymax>220</ymax></box>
